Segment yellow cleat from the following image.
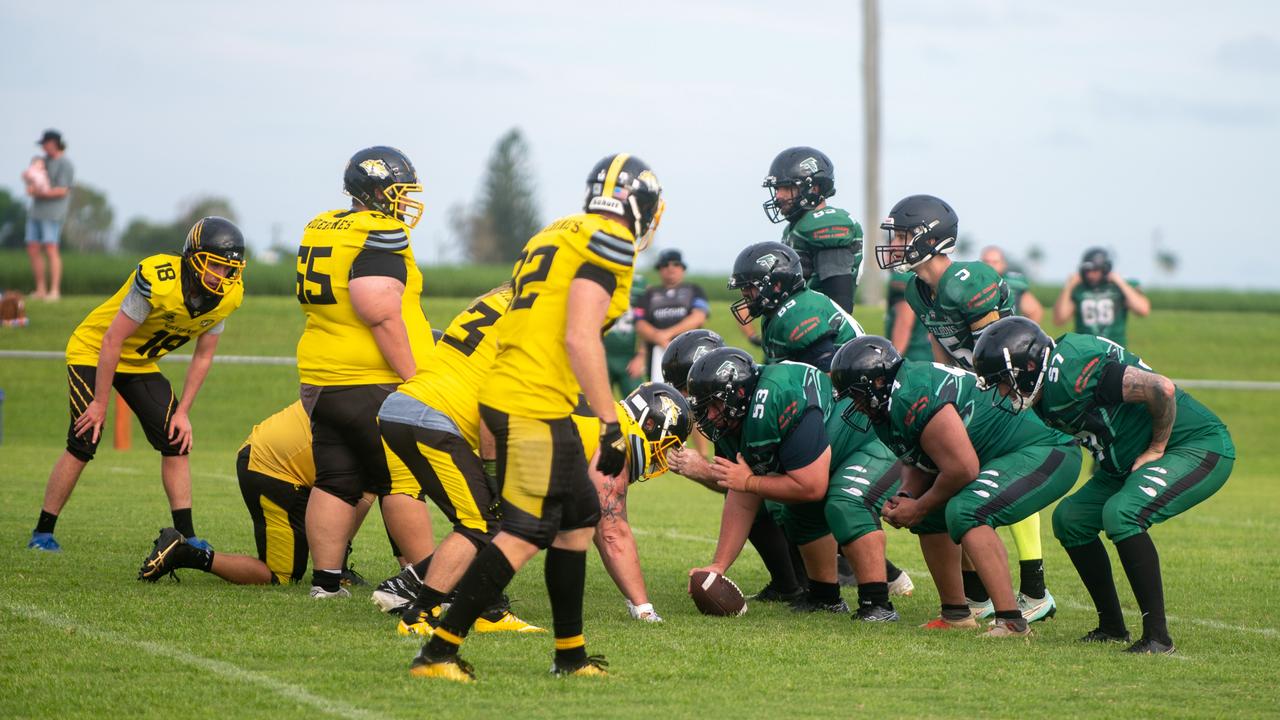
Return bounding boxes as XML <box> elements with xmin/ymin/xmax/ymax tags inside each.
<box><xmin>551</xmin><ymin>654</ymin><xmax>609</xmax><ymax>677</ymax></box>
<box><xmin>474</xmin><ymin>609</ymin><xmax>545</xmax><ymax>634</ymax></box>
<box><xmin>397</xmin><ymin>605</ymin><xmax>441</xmax><ymax>637</ymax></box>
<box><xmin>409</xmin><ymin>655</ymin><xmax>476</xmax><ymax>684</ymax></box>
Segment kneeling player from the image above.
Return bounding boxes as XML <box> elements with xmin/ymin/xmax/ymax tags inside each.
<box><xmin>29</xmin><ymin>217</ymin><xmax>245</xmax><ymax>553</ymax></box>
<box><xmin>974</xmin><ymin>318</ymin><xmax>1235</xmax><ymax>654</ymax></box>
<box><xmin>686</xmin><ymin>347</ymin><xmax>900</xmax><ymax>621</ymax></box>
<box><xmin>831</xmin><ymin>336</ymin><xmax>1082</xmax><ymax>637</ymax></box>
<box><xmin>138</xmin><ymin>401</ymin><xmax>373</xmax><ymax>584</ymax></box>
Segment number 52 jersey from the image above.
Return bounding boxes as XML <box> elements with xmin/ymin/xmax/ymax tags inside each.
<box><xmin>66</xmin><ymin>253</ymin><xmax>244</xmax><ymax>373</ymax></box>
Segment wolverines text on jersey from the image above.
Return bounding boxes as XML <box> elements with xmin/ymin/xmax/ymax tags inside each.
<box><xmin>480</xmin><ymin>213</ymin><xmax>636</xmax><ymax>418</ymax></box>
<box><xmin>295</xmin><ymin>209</ymin><xmax>433</xmax><ymax>386</ymax></box>
<box><xmin>905</xmin><ymin>260</ymin><xmax>1013</xmax><ymax>370</ymax></box>
<box><xmin>66</xmin><ymin>253</ymin><xmax>243</xmax><ymax>373</ymax></box>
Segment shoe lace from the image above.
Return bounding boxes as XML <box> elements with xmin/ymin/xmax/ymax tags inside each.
<box><xmin>584</xmin><ymin>654</ymin><xmax>609</xmax><ymax>670</ymax></box>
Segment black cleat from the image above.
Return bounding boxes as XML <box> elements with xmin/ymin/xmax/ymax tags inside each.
<box><xmin>1079</xmin><ymin>627</ymin><xmax>1131</xmax><ymax>644</ymax></box>
<box><xmin>750</xmin><ymin>583</ymin><xmax>804</xmax><ymax>603</ymax></box>
<box><xmin>371</xmin><ymin>566</ymin><xmax>422</xmax><ymax>614</ymax></box>
<box><xmin>1124</xmin><ymin>636</ymin><xmax>1176</xmax><ymax>655</ymax></box>
<box><xmin>789</xmin><ymin>596</ymin><xmax>850</xmax><ymax>614</ymax></box>
<box><xmin>551</xmin><ymin>654</ymin><xmax>609</xmax><ymax>677</ymax></box>
<box><xmin>138</xmin><ymin>528</ymin><xmax>188</xmax><ymax>582</ymax></box>
<box><xmin>854</xmin><ymin>603</ymin><xmax>900</xmax><ymax>622</ymax></box>
<box><xmin>340</xmin><ymin>564</ymin><xmax>368</xmax><ymax>587</ymax></box>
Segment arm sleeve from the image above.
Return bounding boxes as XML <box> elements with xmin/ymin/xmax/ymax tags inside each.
<box><xmin>349</xmin><ymin>247</ymin><xmax>408</xmax><ymax>283</ymax></box>
<box><xmin>574</xmin><ymin>262</ymin><xmax>617</xmax><ymax>296</ymax></box>
<box><xmin>777</xmin><ymin>408</ymin><xmax>829</xmax><ymax>472</ymax></box>
<box><xmin>813</xmin><ymin>246</ymin><xmax>857</xmax><ymax>281</ymax></box>
<box><xmin>119</xmin><ymin>285</ymin><xmax>153</xmax><ymax>323</ymax></box>
<box><xmin>817</xmin><ymin>272</ymin><xmax>854</xmax><ymax>312</ymax></box>
<box><xmin>1095</xmin><ymin>361</ymin><xmax>1127</xmax><ymax>406</ymax></box>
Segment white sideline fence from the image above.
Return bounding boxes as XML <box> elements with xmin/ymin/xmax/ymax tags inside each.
<box><xmin>3</xmin><ymin>350</ymin><xmax>1278</xmax><ymax>390</ymax></box>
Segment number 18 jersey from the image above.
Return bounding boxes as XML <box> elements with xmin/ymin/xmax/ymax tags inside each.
<box><xmin>480</xmin><ymin>213</ymin><xmax>636</xmax><ymax>419</ymax></box>
<box><xmin>65</xmin><ymin>253</ymin><xmax>243</xmax><ymax>373</ymax></box>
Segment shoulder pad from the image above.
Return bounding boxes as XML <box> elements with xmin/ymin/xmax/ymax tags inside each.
<box><xmin>941</xmin><ymin>262</ymin><xmax>1002</xmax><ymax>311</ymax></box>
<box><xmin>133</xmin><ymin>254</ymin><xmax>182</xmax><ymax>300</ymax></box>
<box><xmin>351</xmin><ymin>211</ymin><xmax>410</xmax><ymax>252</ymax></box>
<box><xmin>790</xmin><ymin>207</ymin><xmax>862</xmax><ymax>248</ymax></box>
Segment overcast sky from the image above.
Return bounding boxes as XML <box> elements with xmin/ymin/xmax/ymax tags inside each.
<box><xmin>3</xmin><ymin>0</ymin><xmax>1277</xmax><ymax>288</ymax></box>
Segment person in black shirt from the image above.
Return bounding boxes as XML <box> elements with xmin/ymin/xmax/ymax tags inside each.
<box><xmin>631</xmin><ymin>249</ymin><xmax>710</xmax><ymax>382</ymax></box>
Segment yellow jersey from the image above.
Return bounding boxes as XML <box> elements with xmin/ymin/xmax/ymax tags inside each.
<box><xmin>240</xmin><ymin>401</ymin><xmax>316</xmax><ymax>488</ymax></box>
<box><xmin>574</xmin><ymin>405</ymin><xmax>654</xmax><ymax>480</ymax></box>
<box><xmin>480</xmin><ymin>213</ymin><xmax>635</xmax><ymax>418</ymax></box>
<box><xmin>398</xmin><ymin>284</ymin><xmax>512</xmax><ymax>450</ymax></box>
<box><xmin>65</xmin><ymin>253</ymin><xmax>243</xmax><ymax>373</ymax></box>
<box><xmin>295</xmin><ymin>209</ymin><xmax>434</xmax><ymax>386</ymax></box>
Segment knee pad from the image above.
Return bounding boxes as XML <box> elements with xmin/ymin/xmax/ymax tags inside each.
<box><xmin>944</xmin><ymin>498</ymin><xmax>979</xmax><ymax>544</ymax></box>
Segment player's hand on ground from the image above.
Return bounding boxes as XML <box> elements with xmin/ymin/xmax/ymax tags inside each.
<box><xmin>688</xmin><ymin>564</ymin><xmax>727</xmax><ymax>593</ymax></box>
<box><xmin>168</xmin><ymin>411</ymin><xmax>194</xmax><ymax>453</ymax></box>
<box><xmin>1131</xmin><ymin>446</ymin><xmax>1166</xmax><ymax>472</ymax></box>
<box><xmin>73</xmin><ymin>400</ymin><xmax>108</xmax><ymax>443</ymax></box>
<box><xmin>882</xmin><ymin>496</ymin><xmax>926</xmax><ymax>529</ymax></box>
<box><xmin>711</xmin><ymin>454</ymin><xmax>753</xmax><ymax>493</ymax></box>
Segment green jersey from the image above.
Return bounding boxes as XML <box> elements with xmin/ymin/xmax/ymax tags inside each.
<box><xmin>1004</xmin><ymin>271</ymin><xmax>1030</xmax><ymax>314</ymax></box>
<box><xmin>905</xmin><ymin>260</ymin><xmax>1013</xmax><ymax>371</ymax></box>
<box><xmin>737</xmin><ymin>362</ymin><xmax>883</xmax><ymax>475</ymax></box>
<box><xmin>761</xmin><ymin>288</ymin><xmax>863</xmax><ymax>366</ymax></box>
<box><xmin>874</xmin><ymin>360</ymin><xmax>1069</xmax><ymax>471</ymax></box>
<box><xmin>783</xmin><ymin>206</ymin><xmax>864</xmax><ymax>293</ymax></box>
<box><xmin>1038</xmin><ymin>333</ymin><xmax>1235</xmax><ymax>476</ymax></box>
<box><xmin>885</xmin><ymin>270</ymin><xmax>933</xmax><ymax>362</ymax></box>
<box><xmin>1071</xmin><ymin>280</ymin><xmax>1136</xmax><ymax>347</ymax></box>
<box><xmin>603</xmin><ymin>275</ymin><xmax>647</xmax><ymax>363</ymax></box>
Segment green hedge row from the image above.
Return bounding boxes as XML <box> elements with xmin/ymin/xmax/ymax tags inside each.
<box><xmin>1</xmin><ymin>250</ymin><xmax>1277</xmax><ymax>313</ymax></box>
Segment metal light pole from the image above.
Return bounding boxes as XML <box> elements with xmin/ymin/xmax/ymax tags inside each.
<box><xmin>861</xmin><ymin>0</ymin><xmax>884</xmax><ymax>306</ymax></box>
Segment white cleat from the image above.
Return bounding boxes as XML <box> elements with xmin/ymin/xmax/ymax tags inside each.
<box><xmin>888</xmin><ymin>570</ymin><xmax>914</xmax><ymax>597</ymax></box>
<box><xmin>627</xmin><ymin>601</ymin><xmax>664</xmax><ymax>623</ymax></box>
<box><xmin>967</xmin><ymin>597</ymin><xmax>995</xmax><ymax>620</ymax></box>
<box><xmin>310</xmin><ymin>586</ymin><xmax>352</xmax><ymax>599</ymax></box>
<box><xmin>1017</xmin><ymin>590</ymin><xmax>1057</xmax><ymax>623</ymax></box>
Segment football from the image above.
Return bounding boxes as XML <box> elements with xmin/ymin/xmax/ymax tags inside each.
<box><xmin>689</xmin><ymin>570</ymin><xmax>747</xmax><ymax>617</ymax></box>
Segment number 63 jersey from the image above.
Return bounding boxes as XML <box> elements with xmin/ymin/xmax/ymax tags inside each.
<box><xmin>66</xmin><ymin>253</ymin><xmax>244</xmax><ymax>373</ymax></box>
<box><xmin>480</xmin><ymin>213</ymin><xmax>636</xmax><ymax>419</ymax></box>
<box><xmin>295</xmin><ymin>209</ymin><xmax>434</xmax><ymax>386</ymax></box>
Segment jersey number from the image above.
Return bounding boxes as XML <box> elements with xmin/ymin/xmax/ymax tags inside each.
<box><xmin>511</xmin><ymin>246</ymin><xmax>559</xmax><ymax>310</ymax></box>
<box><xmin>156</xmin><ymin>265</ymin><xmax>177</xmax><ymax>281</ymax></box>
<box><xmin>1080</xmin><ymin>298</ymin><xmax>1115</xmax><ymax>326</ymax></box>
<box><xmin>441</xmin><ymin>302</ymin><xmax>502</xmax><ymax>357</ymax></box>
<box><xmin>136</xmin><ymin>330</ymin><xmax>191</xmax><ymax>358</ymax></box>
<box><xmin>296</xmin><ymin>247</ymin><xmax>336</xmax><ymax>305</ymax></box>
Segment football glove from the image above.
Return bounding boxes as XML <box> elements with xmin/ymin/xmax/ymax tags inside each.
<box><xmin>597</xmin><ymin>421</ymin><xmax>627</xmax><ymax>477</ymax></box>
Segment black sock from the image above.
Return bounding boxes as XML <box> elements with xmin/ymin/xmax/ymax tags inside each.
<box><xmin>1019</xmin><ymin>559</ymin><xmax>1046</xmax><ymax>599</ymax></box>
<box><xmin>546</xmin><ymin>547</ymin><xmax>589</xmax><ymax>665</ymax></box>
<box><xmin>427</xmin><ymin>543</ymin><xmax>514</xmax><ymax>657</ymax></box>
<box><xmin>941</xmin><ymin>603</ymin><xmax>971</xmax><ymax>621</ymax></box>
<box><xmin>1065</xmin><ymin>538</ymin><xmax>1127</xmax><ymax>635</ymax></box>
<box><xmin>312</xmin><ymin>569</ymin><xmax>342</xmax><ymax>593</ymax></box>
<box><xmin>807</xmin><ymin>580</ymin><xmax>840</xmax><ymax>604</ymax></box>
<box><xmin>171</xmin><ymin>508</ymin><xmax>195</xmax><ymax>539</ymax></box>
<box><xmin>411</xmin><ymin>554</ymin><xmax>432</xmax><ymax>580</ymax></box>
<box><xmin>35</xmin><ymin>511</ymin><xmax>58</xmax><ymax>535</ymax></box>
<box><xmin>413</xmin><ymin>584</ymin><xmax>448</xmax><ymax>612</ymax></box>
<box><xmin>1115</xmin><ymin>533</ymin><xmax>1170</xmax><ymax>645</ymax></box>
<box><xmin>885</xmin><ymin>559</ymin><xmax>903</xmax><ymax>582</ymax></box>
<box><xmin>857</xmin><ymin>582</ymin><xmax>890</xmax><ymax>608</ymax></box>
<box><xmin>962</xmin><ymin>569</ymin><xmax>989</xmax><ymax>602</ymax></box>
<box><xmin>788</xmin><ymin>541</ymin><xmax>808</xmax><ymax>590</ymax></box>
<box><xmin>995</xmin><ymin>608</ymin><xmax>1027</xmax><ymax>630</ymax></box>
<box><xmin>171</xmin><ymin>543</ymin><xmax>214</xmax><ymax>572</ymax></box>
<box><xmin>747</xmin><ymin>511</ymin><xmax>802</xmax><ymax>593</ymax></box>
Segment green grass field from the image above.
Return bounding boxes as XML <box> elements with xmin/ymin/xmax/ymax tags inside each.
<box><xmin>2</xmin><ymin>296</ymin><xmax>1278</xmax><ymax>719</ymax></box>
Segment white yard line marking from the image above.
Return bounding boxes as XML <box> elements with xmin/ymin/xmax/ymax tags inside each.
<box><xmin>1</xmin><ymin>602</ymin><xmax>376</xmax><ymax>719</ymax></box>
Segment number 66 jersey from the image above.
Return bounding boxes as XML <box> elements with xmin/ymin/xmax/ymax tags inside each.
<box><xmin>65</xmin><ymin>253</ymin><xmax>244</xmax><ymax>373</ymax></box>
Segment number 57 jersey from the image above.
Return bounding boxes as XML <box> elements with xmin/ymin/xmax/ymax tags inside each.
<box><xmin>480</xmin><ymin>213</ymin><xmax>636</xmax><ymax>419</ymax></box>
<box><xmin>65</xmin><ymin>253</ymin><xmax>243</xmax><ymax>373</ymax></box>
<box><xmin>295</xmin><ymin>209</ymin><xmax>433</xmax><ymax>386</ymax></box>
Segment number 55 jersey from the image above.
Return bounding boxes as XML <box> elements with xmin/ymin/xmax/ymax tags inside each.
<box><xmin>66</xmin><ymin>253</ymin><xmax>244</xmax><ymax>372</ymax></box>
<box><xmin>295</xmin><ymin>209</ymin><xmax>434</xmax><ymax>386</ymax></box>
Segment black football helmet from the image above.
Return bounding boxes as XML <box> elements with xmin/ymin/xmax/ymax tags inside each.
<box><xmin>181</xmin><ymin>216</ymin><xmax>245</xmax><ymax>297</ymax></box>
<box><xmin>621</xmin><ymin>382</ymin><xmax>693</xmax><ymax>480</ymax></box>
<box><xmin>876</xmin><ymin>194</ymin><xmax>958</xmax><ymax>271</ymax></box>
<box><xmin>343</xmin><ymin>146</ymin><xmax>424</xmax><ymax>228</ymax></box>
<box><xmin>661</xmin><ymin>329</ymin><xmax>725</xmax><ymax>394</ymax></box>
<box><xmin>972</xmin><ymin>317</ymin><xmax>1055</xmax><ymax>414</ymax></box>
<box><xmin>762</xmin><ymin>147</ymin><xmax>835</xmax><ymax>224</ymax></box>
<box><xmin>830</xmin><ymin>336</ymin><xmax>904</xmax><ymax>430</ymax></box>
<box><xmin>686</xmin><ymin>347</ymin><xmax>760</xmax><ymax>442</ymax></box>
<box><xmin>727</xmin><ymin>242</ymin><xmax>806</xmax><ymax>325</ymax></box>
<box><xmin>584</xmin><ymin>153</ymin><xmax>664</xmax><ymax>250</ymax></box>
<box><xmin>1079</xmin><ymin>247</ymin><xmax>1113</xmax><ymax>286</ymax></box>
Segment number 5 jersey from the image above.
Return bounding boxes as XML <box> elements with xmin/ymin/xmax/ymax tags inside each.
<box><xmin>65</xmin><ymin>253</ymin><xmax>244</xmax><ymax>372</ymax></box>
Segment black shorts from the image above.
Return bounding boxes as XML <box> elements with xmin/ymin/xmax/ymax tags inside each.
<box><xmin>479</xmin><ymin>405</ymin><xmax>599</xmax><ymax>549</ymax></box>
<box><xmin>65</xmin><ymin>364</ymin><xmax>183</xmax><ymax>462</ymax></box>
<box><xmin>303</xmin><ymin>384</ymin><xmax>395</xmax><ymax>504</ymax></box>
<box><xmin>237</xmin><ymin>446</ymin><xmax>310</xmax><ymax>584</ymax></box>
<box><xmin>380</xmin><ymin>419</ymin><xmax>498</xmax><ymax>547</ymax></box>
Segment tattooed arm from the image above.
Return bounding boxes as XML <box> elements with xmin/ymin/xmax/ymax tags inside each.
<box><xmin>1121</xmin><ymin>365</ymin><xmax>1177</xmax><ymax>471</ymax></box>
<box><xmin>589</xmin><ymin>454</ymin><xmax>650</xmax><ymax>607</ymax></box>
